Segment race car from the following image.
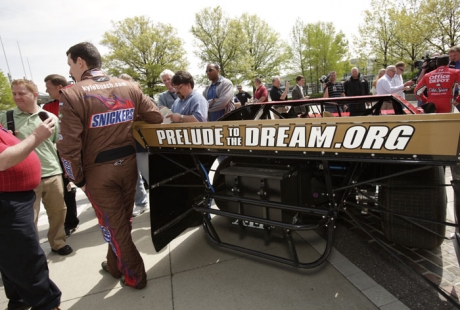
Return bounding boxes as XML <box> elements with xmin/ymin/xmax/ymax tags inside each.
<box><xmin>134</xmin><ymin>94</ymin><xmax>460</xmax><ymax>269</ymax></box>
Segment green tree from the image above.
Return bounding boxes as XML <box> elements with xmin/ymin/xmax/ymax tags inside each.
<box><xmin>391</xmin><ymin>0</ymin><xmax>430</xmax><ymax>71</ymax></box>
<box><xmin>418</xmin><ymin>0</ymin><xmax>460</xmax><ymax>53</ymax></box>
<box><xmin>0</xmin><ymin>70</ymin><xmax>14</xmax><ymax>111</ymax></box>
<box><xmin>191</xmin><ymin>6</ymin><xmax>246</xmax><ymax>83</ymax></box>
<box><xmin>355</xmin><ymin>0</ymin><xmax>397</xmax><ymax>71</ymax></box>
<box><xmin>101</xmin><ymin>16</ymin><xmax>188</xmax><ymax>96</ymax></box>
<box><xmin>239</xmin><ymin>13</ymin><xmax>291</xmax><ymax>84</ymax></box>
<box><xmin>290</xmin><ymin>21</ymin><xmax>348</xmax><ymax>92</ymax></box>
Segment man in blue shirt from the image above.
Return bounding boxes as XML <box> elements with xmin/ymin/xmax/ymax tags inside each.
<box><xmin>203</xmin><ymin>63</ymin><xmax>234</xmax><ymax>121</ymax></box>
<box><xmin>166</xmin><ymin>71</ymin><xmax>208</xmax><ymax>123</ymax></box>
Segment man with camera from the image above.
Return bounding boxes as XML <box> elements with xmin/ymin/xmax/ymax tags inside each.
<box><xmin>415</xmin><ymin>55</ymin><xmax>460</xmax><ymax>113</ymax></box>
<box><xmin>322</xmin><ymin>71</ymin><xmax>345</xmax><ymax>112</ymax></box>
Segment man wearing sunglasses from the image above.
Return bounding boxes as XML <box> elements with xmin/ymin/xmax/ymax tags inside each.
<box><xmin>203</xmin><ymin>63</ymin><xmax>235</xmax><ymax>121</ymax></box>
<box><xmin>167</xmin><ymin>70</ymin><xmax>208</xmax><ymax>123</ymax></box>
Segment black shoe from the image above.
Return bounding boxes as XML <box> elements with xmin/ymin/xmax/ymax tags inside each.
<box><xmin>65</xmin><ymin>226</ymin><xmax>77</xmax><ymax>237</ymax></box>
<box><xmin>12</xmin><ymin>305</ymin><xmax>30</xmax><ymax>310</ymax></box>
<box><xmin>52</xmin><ymin>245</ymin><xmax>73</xmax><ymax>256</ymax></box>
<box><xmin>101</xmin><ymin>261</ymin><xmax>109</xmax><ymax>272</ymax></box>
<box><xmin>120</xmin><ymin>275</ymin><xmax>126</xmax><ymax>287</ymax></box>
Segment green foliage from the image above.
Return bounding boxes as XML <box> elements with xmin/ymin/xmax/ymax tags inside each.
<box><xmin>356</xmin><ymin>0</ymin><xmax>460</xmax><ymax>74</ymax></box>
<box><xmin>0</xmin><ymin>70</ymin><xmax>14</xmax><ymax>111</ymax></box>
<box><xmin>239</xmin><ymin>13</ymin><xmax>291</xmax><ymax>83</ymax></box>
<box><xmin>289</xmin><ymin>20</ymin><xmax>349</xmax><ymax>92</ymax></box>
<box><xmin>355</xmin><ymin>0</ymin><xmax>397</xmax><ymax>70</ymax></box>
<box><xmin>191</xmin><ymin>6</ymin><xmax>247</xmax><ymax>80</ymax></box>
<box><xmin>100</xmin><ymin>16</ymin><xmax>188</xmax><ymax>96</ymax></box>
<box><xmin>418</xmin><ymin>0</ymin><xmax>460</xmax><ymax>53</ymax></box>
<box><xmin>191</xmin><ymin>7</ymin><xmax>290</xmax><ymax>88</ymax></box>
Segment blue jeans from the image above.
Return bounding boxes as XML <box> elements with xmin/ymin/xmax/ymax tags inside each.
<box><xmin>135</xmin><ymin>169</ymin><xmax>148</xmax><ymax>207</ymax></box>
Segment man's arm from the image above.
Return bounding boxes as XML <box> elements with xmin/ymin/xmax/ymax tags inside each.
<box><xmin>280</xmin><ymin>81</ymin><xmax>290</xmax><ymax>100</ymax></box>
<box><xmin>323</xmin><ymin>87</ymin><xmax>329</xmax><ymax>98</ymax></box>
<box><xmin>209</xmin><ymin>79</ymin><xmax>234</xmax><ymax>112</ymax></box>
<box><xmin>157</xmin><ymin>92</ymin><xmax>166</xmax><ymax>109</ymax></box>
<box><xmin>56</xmin><ymin>94</ymin><xmax>86</xmax><ymax>187</ymax></box>
<box><xmin>414</xmin><ymin>76</ymin><xmax>428</xmax><ymax>103</ymax></box>
<box><xmin>136</xmin><ymin>92</ymin><xmax>163</xmax><ymax>124</ymax></box>
<box><xmin>259</xmin><ymin>87</ymin><xmax>268</xmax><ymax>102</ymax></box>
<box><xmin>0</xmin><ymin>118</ymin><xmax>55</xmax><ymax>171</ymax></box>
<box><xmin>291</xmin><ymin>87</ymin><xmax>301</xmax><ymax>100</ymax></box>
<box><xmin>343</xmin><ymin>80</ymin><xmax>349</xmax><ymax>96</ymax></box>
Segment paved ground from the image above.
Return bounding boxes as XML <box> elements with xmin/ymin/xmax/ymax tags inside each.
<box><xmin>1</xmin><ymin>189</ymin><xmax>411</xmax><ymax>310</ymax></box>
<box><xmin>324</xmin><ymin>168</ymin><xmax>460</xmax><ymax>309</ymax></box>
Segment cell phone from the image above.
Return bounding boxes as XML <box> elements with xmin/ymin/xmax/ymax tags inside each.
<box><xmin>38</xmin><ymin>111</ymin><xmax>49</xmax><ymax>122</ymax></box>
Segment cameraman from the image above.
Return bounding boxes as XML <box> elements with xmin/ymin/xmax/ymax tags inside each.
<box><xmin>414</xmin><ymin>55</ymin><xmax>460</xmax><ymax>113</ymax></box>
<box><xmin>322</xmin><ymin>71</ymin><xmax>345</xmax><ymax>112</ymax></box>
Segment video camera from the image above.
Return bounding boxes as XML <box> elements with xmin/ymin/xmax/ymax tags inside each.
<box><xmin>319</xmin><ymin>73</ymin><xmax>331</xmax><ymax>85</ymax></box>
<box><xmin>414</xmin><ymin>51</ymin><xmax>438</xmax><ymax>73</ymax></box>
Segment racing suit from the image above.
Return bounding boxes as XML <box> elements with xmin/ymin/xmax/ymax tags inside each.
<box><xmin>57</xmin><ymin>70</ymin><xmax>163</xmax><ymax>289</ymax></box>
<box><xmin>414</xmin><ymin>66</ymin><xmax>460</xmax><ymax>113</ymax></box>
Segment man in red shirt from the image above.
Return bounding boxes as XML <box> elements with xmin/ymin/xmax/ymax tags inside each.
<box><xmin>415</xmin><ymin>55</ymin><xmax>460</xmax><ymax>113</ymax></box>
<box><xmin>0</xmin><ymin>119</ymin><xmax>62</xmax><ymax>310</ymax></box>
<box><xmin>254</xmin><ymin>77</ymin><xmax>268</xmax><ymax>103</ymax></box>
<box><xmin>44</xmin><ymin>74</ymin><xmax>80</xmax><ymax>236</ymax></box>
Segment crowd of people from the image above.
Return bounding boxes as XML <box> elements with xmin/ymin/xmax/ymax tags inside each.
<box><xmin>1</xmin><ymin>40</ymin><xmax>460</xmax><ymax>309</ymax></box>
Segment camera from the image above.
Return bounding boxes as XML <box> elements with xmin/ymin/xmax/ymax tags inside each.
<box><xmin>319</xmin><ymin>73</ymin><xmax>331</xmax><ymax>85</ymax></box>
<box><xmin>414</xmin><ymin>51</ymin><xmax>438</xmax><ymax>73</ymax></box>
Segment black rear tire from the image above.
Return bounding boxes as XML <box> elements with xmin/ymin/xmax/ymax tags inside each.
<box><xmin>380</xmin><ymin>165</ymin><xmax>446</xmax><ymax>249</ymax></box>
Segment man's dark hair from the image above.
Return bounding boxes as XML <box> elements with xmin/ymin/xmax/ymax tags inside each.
<box><xmin>172</xmin><ymin>70</ymin><xmax>194</xmax><ymax>89</ymax></box>
<box><xmin>66</xmin><ymin>42</ymin><xmax>102</xmax><ymax>69</ymax></box>
<box><xmin>296</xmin><ymin>75</ymin><xmax>304</xmax><ymax>82</ymax></box>
<box><xmin>44</xmin><ymin>74</ymin><xmax>68</xmax><ymax>87</ymax></box>
<box><xmin>436</xmin><ymin>55</ymin><xmax>450</xmax><ymax>67</ymax></box>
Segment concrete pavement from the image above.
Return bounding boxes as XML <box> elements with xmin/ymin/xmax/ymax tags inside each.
<box><xmin>0</xmin><ymin>189</ymin><xmax>411</xmax><ymax>310</ymax></box>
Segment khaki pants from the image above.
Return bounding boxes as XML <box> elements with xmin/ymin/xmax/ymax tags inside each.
<box><xmin>33</xmin><ymin>174</ymin><xmax>67</xmax><ymax>250</ymax></box>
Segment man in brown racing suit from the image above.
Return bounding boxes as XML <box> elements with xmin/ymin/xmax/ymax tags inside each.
<box><xmin>57</xmin><ymin>42</ymin><xmax>163</xmax><ymax>289</ymax></box>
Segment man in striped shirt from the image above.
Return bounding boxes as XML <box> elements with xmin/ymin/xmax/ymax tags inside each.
<box><xmin>323</xmin><ymin>71</ymin><xmax>345</xmax><ymax>112</ymax></box>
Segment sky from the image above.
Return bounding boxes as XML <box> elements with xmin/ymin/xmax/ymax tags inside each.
<box><xmin>0</xmin><ymin>0</ymin><xmax>371</xmax><ymax>93</ymax></box>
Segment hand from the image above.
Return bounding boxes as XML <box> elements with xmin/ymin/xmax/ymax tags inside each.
<box><xmin>285</xmin><ymin>81</ymin><xmax>290</xmax><ymax>88</ymax></box>
<box><xmin>404</xmin><ymin>80</ymin><xmax>414</xmax><ymax>87</ymax></box>
<box><xmin>304</xmin><ymin>95</ymin><xmax>310</xmax><ymax>99</ymax></box>
<box><xmin>33</xmin><ymin>117</ymin><xmax>55</xmax><ymax>142</ymax></box>
<box><xmin>166</xmin><ymin>113</ymin><xmax>180</xmax><ymax>123</ymax></box>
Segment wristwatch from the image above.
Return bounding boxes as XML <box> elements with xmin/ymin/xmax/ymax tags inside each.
<box><xmin>180</xmin><ymin>114</ymin><xmax>184</xmax><ymax>123</ymax></box>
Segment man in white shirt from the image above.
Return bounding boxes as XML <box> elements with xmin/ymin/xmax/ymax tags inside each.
<box><xmin>393</xmin><ymin>62</ymin><xmax>408</xmax><ymax>98</ymax></box>
<box><xmin>376</xmin><ymin>65</ymin><xmax>414</xmax><ymax>95</ymax></box>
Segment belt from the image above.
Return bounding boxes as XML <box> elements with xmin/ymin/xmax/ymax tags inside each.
<box><xmin>95</xmin><ymin>145</ymin><xmax>136</xmax><ymax>163</ymax></box>
<box><xmin>41</xmin><ymin>174</ymin><xmax>60</xmax><ymax>180</ymax></box>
